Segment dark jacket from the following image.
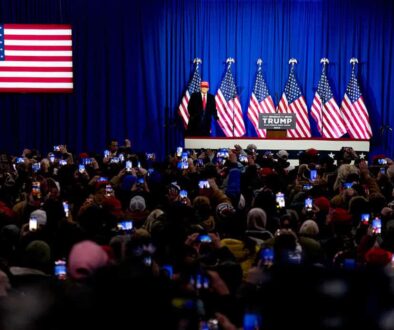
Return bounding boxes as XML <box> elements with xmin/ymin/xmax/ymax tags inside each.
<box><xmin>186</xmin><ymin>92</ymin><xmax>218</xmax><ymax>136</ymax></box>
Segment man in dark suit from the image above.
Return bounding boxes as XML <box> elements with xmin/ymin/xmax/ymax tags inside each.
<box><xmin>186</xmin><ymin>81</ymin><xmax>219</xmax><ymax>136</ymax></box>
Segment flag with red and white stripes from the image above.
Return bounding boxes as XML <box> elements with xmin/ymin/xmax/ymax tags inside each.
<box><xmin>278</xmin><ymin>66</ymin><xmax>311</xmax><ymax>138</ymax></box>
<box><xmin>247</xmin><ymin>63</ymin><xmax>275</xmax><ymax>138</ymax></box>
<box><xmin>311</xmin><ymin>67</ymin><xmax>346</xmax><ymax>138</ymax></box>
<box><xmin>0</xmin><ymin>24</ymin><xmax>73</xmax><ymax>92</ymax></box>
<box><xmin>340</xmin><ymin>69</ymin><xmax>372</xmax><ymax>139</ymax></box>
<box><xmin>178</xmin><ymin>61</ymin><xmax>201</xmax><ymax>128</ymax></box>
<box><xmin>215</xmin><ymin>64</ymin><xmax>245</xmax><ymax>137</ymax></box>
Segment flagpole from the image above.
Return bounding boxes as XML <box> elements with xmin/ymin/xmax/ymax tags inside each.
<box><xmin>226</xmin><ymin>57</ymin><xmax>235</xmax><ymax>137</ymax></box>
<box><xmin>320</xmin><ymin>58</ymin><xmax>329</xmax><ymax>137</ymax></box>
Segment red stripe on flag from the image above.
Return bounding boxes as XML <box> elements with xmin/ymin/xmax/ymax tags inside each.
<box><xmin>5</xmin><ymin>45</ymin><xmax>72</xmax><ymax>51</ymax></box>
<box><xmin>0</xmin><ymin>88</ymin><xmax>72</xmax><ymax>93</ymax></box>
<box><xmin>0</xmin><ymin>66</ymin><xmax>72</xmax><ymax>72</ymax></box>
<box><xmin>0</xmin><ymin>77</ymin><xmax>73</xmax><ymax>83</ymax></box>
<box><xmin>4</xmin><ymin>24</ymin><xmax>72</xmax><ymax>30</ymax></box>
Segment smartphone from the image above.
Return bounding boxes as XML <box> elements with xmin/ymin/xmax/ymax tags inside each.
<box><xmin>125</xmin><ymin>160</ymin><xmax>132</xmax><ymax>172</ymax></box>
<box><xmin>243</xmin><ymin>313</ymin><xmax>262</xmax><ymax>330</ymax></box>
<box><xmin>118</xmin><ymin>153</ymin><xmax>124</xmax><ymax>162</ymax></box>
<box><xmin>343</xmin><ymin>182</ymin><xmax>353</xmax><ymax>189</ymax></box>
<box><xmin>176</xmin><ymin>147</ymin><xmax>183</xmax><ymax>157</ymax></box>
<box><xmin>32</xmin><ymin>181</ymin><xmax>41</xmax><ymax>198</ymax></box>
<box><xmin>372</xmin><ymin>217</ymin><xmax>382</xmax><ymax>234</ymax></box>
<box><xmin>97</xmin><ymin>176</ymin><xmax>108</xmax><ymax>182</ymax></box>
<box><xmin>195</xmin><ymin>158</ymin><xmax>204</xmax><ymax>167</ymax></box>
<box><xmin>343</xmin><ymin>258</ymin><xmax>356</xmax><ymax>270</ymax></box>
<box><xmin>146</xmin><ymin>153</ymin><xmax>155</xmax><ymax>160</ymax></box>
<box><xmin>304</xmin><ymin>197</ymin><xmax>313</xmax><ymax>212</ymax></box>
<box><xmin>63</xmin><ymin>201</ymin><xmax>70</xmax><ymax>217</ymax></box>
<box><xmin>29</xmin><ymin>216</ymin><xmax>38</xmax><ymax>231</ymax></box>
<box><xmin>82</xmin><ymin>157</ymin><xmax>92</xmax><ymax>165</ymax></box>
<box><xmin>105</xmin><ymin>184</ymin><xmax>113</xmax><ymax>196</ymax></box>
<box><xmin>303</xmin><ymin>183</ymin><xmax>313</xmax><ymax>191</ymax></box>
<box><xmin>54</xmin><ymin>145</ymin><xmax>61</xmax><ymax>152</ymax></box>
<box><xmin>59</xmin><ymin>159</ymin><xmax>67</xmax><ymax>166</ymax></box>
<box><xmin>198</xmin><ymin>234</ymin><xmax>212</xmax><ymax>243</ymax></box>
<box><xmin>191</xmin><ymin>273</ymin><xmax>210</xmax><ymax>290</ymax></box>
<box><xmin>378</xmin><ymin>158</ymin><xmax>387</xmax><ymax>165</ymax></box>
<box><xmin>104</xmin><ymin>150</ymin><xmax>110</xmax><ymax>158</ymax></box>
<box><xmin>380</xmin><ymin>167</ymin><xmax>386</xmax><ymax>174</ymax></box>
<box><xmin>110</xmin><ymin>157</ymin><xmax>120</xmax><ymax>164</ymax></box>
<box><xmin>54</xmin><ymin>259</ymin><xmax>67</xmax><ymax>280</ymax></box>
<box><xmin>117</xmin><ymin>220</ymin><xmax>133</xmax><ymax>231</ymax></box>
<box><xmin>198</xmin><ymin>180</ymin><xmax>210</xmax><ymax>189</ymax></box>
<box><xmin>260</xmin><ymin>247</ymin><xmax>274</xmax><ymax>266</ymax></box>
<box><xmin>32</xmin><ymin>163</ymin><xmax>40</xmax><ymax>173</ymax></box>
<box><xmin>239</xmin><ymin>154</ymin><xmax>248</xmax><ymax>163</ymax></box>
<box><xmin>143</xmin><ymin>256</ymin><xmax>152</xmax><ymax>267</ymax></box>
<box><xmin>16</xmin><ymin>157</ymin><xmax>24</xmax><ymax>164</ymax></box>
<box><xmin>137</xmin><ymin>161</ymin><xmax>141</xmax><ymax>168</ymax></box>
<box><xmin>78</xmin><ymin>164</ymin><xmax>86</xmax><ymax>173</ymax></box>
<box><xmin>217</xmin><ymin>148</ymin><xmax>229</xmax><ymax>158</ymax></box>
<box><xmin>310</xmin><ymin>169</ymin><xmax>317</xmax><ymax>182</ymax></box>
<box><xmin>180</xmin><ymin>190</ymin><xmax>188</xmax><ymax>199</ymax></box>
<box><xmin>177</xmin><ymin>161</ymin><xmax>188</xmax><ymax>170</ymax></box>
<box><xmin>161</xmin><ymin>264</ymin><xmax>173</xmax><ymax>279</ymax></box>
<box><xmin>360</xmin><ymin>213</ymin><xmax>370</xmax><ymax>225</ymax></box>
<box><xmin>137</xmin><ymin>177</ymin><xmax>145</xmax><ymax>184</ymax></box>
<box><xmin>276</xmin><ymin>192</ymin><xmax>285</xmax><ymax>208</ymax></box>
<box><xmin>181</xmin><ymin>152</ymin><xmax>188</xmax><ymax>162</ymax></box>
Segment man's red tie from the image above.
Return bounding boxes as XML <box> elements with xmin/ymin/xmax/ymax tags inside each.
<box><xmin>202</xmin><ymin>94</ymin><xmax>206</xmax><ymax>110</ymax></box>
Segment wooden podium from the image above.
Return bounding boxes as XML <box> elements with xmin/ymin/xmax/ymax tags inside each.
<box><xmin>266</xmin><ymin>129</ymin><xmax>287</xmax><ymax>138</ymax></box>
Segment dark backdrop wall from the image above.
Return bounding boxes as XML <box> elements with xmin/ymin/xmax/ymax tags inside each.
<box><xmin>0</xmin><ymin>0</ymin><xmax>393</xmax><ymax>158</ymax></box>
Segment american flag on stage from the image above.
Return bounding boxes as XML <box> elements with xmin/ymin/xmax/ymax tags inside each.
<box><xmin>178</xmin><ymin>60</ymin><xmax>201</xmax><ymax>128</ymax></box>
<box><xmin>247</xmin><ymin>60</ymin><xmax>275</xmax><ymax>138</ymax></box>
<box><xmin>215</xmin><ymin>60</ymin><xmax>245</xmax><ymax>137</ymax></box>
<box><xmin>0</xmin><ymin>24</ymin><xmax>73</xmax><ymax>92</ymax></box>
<box><xmin>311</xmin><ymin>64</ymin><xmax>346</xmax><ymax>138</ymax></box>
<box><xmin>340</xmin><ymin>67</ymin><xmax>372</xmax><ymax>139</ymax></box>
<box><xmin>278</xmin><ymin>63</ymin><xmax>311</xmax><ymax>138</ymax></box>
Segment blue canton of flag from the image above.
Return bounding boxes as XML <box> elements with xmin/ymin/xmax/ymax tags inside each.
<box><xmin>188</xmin><ymin>68</ymin><xmax>201</xmax><ymax>95</ymax></box>
<box><xmin>346</xmin><ymin>71</ymin><xmax>361</xmax><ymax>102</ymax></box>
<box><xmin>0</xmin><ymin>25</ymin><xmax>4</xmax><ymax>61</ymax></box>
<box><xmin>253</xmin><ymin>69</ymin><xmax>270</xmax><ymax>102</ymax></box>
<box><xmin>284</xmin><ymin>71</ymin><xmax>303</xmax><ymax>103</ymax></box>
<box><xmin>220</xmin><ymin>68</ymin><xmax>238</xmax><ymax>101</ymax></box>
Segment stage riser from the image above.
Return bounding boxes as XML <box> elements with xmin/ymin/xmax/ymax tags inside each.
<box><xmin>185</xmin><ymin>138</ymin><xmax>370</xmax><ymax>166</ymax></box>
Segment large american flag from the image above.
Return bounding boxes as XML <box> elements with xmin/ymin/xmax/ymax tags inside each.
<box><xmin>215</xmin><ymin>64</ymin><xmax>245</xmax><ymax>137</ymax></box>
<box><xmin>178</xmin><ymin>62</ymin><xmax>201</xmax><ymax>128</ymax></box>
<box><xmin>311</xmin><ymin>67</ymin><xmax>346</xmax><ymax>138</ymax></box>
<box><xmin>340</xmin><ymin>69</ymin><xmax>372</xmax><ymax>139</ymax></box>
<box><xmin>247</xmin><ymin>63</ymin><xmax>275</xmax><ymax>138</ymax></box>
<box><xmin>278</xmin><ymin>66</ymin><xmax>311</xmax><ymax>138</ymax></box>
<box><xmin>0</xmin><ymin>24</ymin><xmax>73</xmax><ymax>92</ymax></box>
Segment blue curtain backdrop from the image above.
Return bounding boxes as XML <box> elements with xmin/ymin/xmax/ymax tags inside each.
<box><xmin>0</xmin><ymin>0</ymin><xmax>393</xmax><ymax>158</ymax></box>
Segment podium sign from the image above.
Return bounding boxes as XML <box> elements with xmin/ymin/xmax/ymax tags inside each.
<box><xmin>259</xmin><ymin>113</ymin><xmax>296</xmax><ymax>130</ymax></box>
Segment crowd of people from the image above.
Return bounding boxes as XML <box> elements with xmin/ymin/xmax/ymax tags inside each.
<box><xmin>0</xmin><ymin>139</ymin><xmax>393</xmax><ymax>329</ymax></box>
